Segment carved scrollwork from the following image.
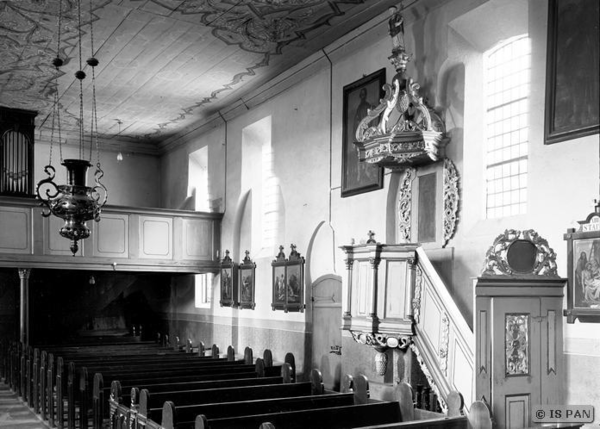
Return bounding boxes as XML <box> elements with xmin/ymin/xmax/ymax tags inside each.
<box><xmin>439</xmin><ymin>314</ymin><xmax>449</xmax><ymax>377</ymax></box>
<box><xmin>410</xmin><ymin>343</ymin><xmax>447</xmax><ymax>412</ymax></box>
<box><xmin>442</xmin><ymin>158</ymin><xmax>459</xmax><ymax>247</ymax></box>
<box><xmin>412</xmin><ymin>265</ymin><xmax>423</xmax><ymax>324</ymax></box>
<box><xmin>350</xmin><ymin>330</ymin><xmax>412</xmax><ymax>351</ymax></box>
<box><xmin>481</xmin><ymin>229</ymin><xmax>559</xmax><ymax>277</ymax></box>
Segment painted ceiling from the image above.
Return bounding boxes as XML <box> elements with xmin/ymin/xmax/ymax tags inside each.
<box><xmin>0</xmin><ymin>0</ymin><xmax>402</xmax><ymax>153</ymax></box>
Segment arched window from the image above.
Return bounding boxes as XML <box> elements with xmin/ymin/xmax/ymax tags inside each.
<box><xmin>484</xmin><ymin>36</ymin><xmax>530</xmax><ymax>218</ymax></box>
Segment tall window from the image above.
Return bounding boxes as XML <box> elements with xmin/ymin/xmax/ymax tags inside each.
<box><xmin>188</xmin><ymin>146</ymin><xmax>211</xmax><ymax>211</ymax></box>
<box><xmin>241</xmin><ymin>116</ymin><xmax>279</xmax><ymax>254</ymax></box>
<box><xmin>484</xmin><ymin>36</ymin><xmax>530</xmax><ymax>218</ymax></box>
<box><xmin>194</xmin><ymin>273</ymin><xmax>214</xmax><ymax>308</ymax></box>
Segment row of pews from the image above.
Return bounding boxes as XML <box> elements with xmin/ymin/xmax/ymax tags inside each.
<box><xmin>0</xmin><ymin>336</ymin><xmax>493</xmax><ymax>429</ymax></box>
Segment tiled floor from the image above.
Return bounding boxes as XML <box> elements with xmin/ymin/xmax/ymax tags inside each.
<box><xmin>0</xmin><ymin>382</ymin><xmax>50</xmax><ymax>429</ymax></box>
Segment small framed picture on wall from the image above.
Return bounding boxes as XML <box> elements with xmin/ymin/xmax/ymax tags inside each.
<box><xmin>271</xmin><ymin>244</ymin><xmax>305</xmax><ymax>313</ymax></box>
<box><xmin>272</xmin><ymin>246</ymin><xmax>287</xmax><ymax>311</ymax></box>
<box><xmin>238</xmin><ymin>250</ymin><xmax>256</xmax><ymax>310</ymax></box>
<box><xmin>564</xmin><ymin>207</ymin><xmax>600</xmax><ymax>323</ymax></box>
<box><xmin>219</xmin><ymin>250</ymin><xmax>237</xmax><ymax>307</ymax></box>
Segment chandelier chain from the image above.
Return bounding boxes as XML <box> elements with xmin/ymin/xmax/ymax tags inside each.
<box><xmin>56</xmin><ymin>0</ymin><xmax>63</xmax><ymax>61</ymax></box>
<box><xmin>77</xmin><ymin>0</ymin><xmax>84</xmax><ymax>159</ymax></box>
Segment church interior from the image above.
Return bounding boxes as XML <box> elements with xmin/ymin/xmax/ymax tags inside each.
<box><xmin>0</xmin><ymin>0</ymin><xmax>599</xmax><ymax>428</ymax></box>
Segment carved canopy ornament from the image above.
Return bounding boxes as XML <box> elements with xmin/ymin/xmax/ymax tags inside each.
<box><xmin>350</xmin><ymin>330</ymin><xmax>412</xmax><ymax>352</ymax></box>
<box><xmin>481</xmin><ymin>229</ymin><xmax>559</xmax><ymax>277</ymax></box>
<box><xmin>354</xmin><ymin>5</ymin><xmax>448</xmax><ymax>170</ymax></box>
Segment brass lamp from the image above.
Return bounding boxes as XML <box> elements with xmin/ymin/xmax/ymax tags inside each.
<box><xmin>35</xmin><ymin>0</ymin><xmax>108</xmax><ymax>255</ymax></box>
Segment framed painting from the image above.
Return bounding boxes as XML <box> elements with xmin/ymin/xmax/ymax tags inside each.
<box><xmin>219</xmin><ymin>250</ymin><xmax>237</xmax><ymax>307</ymax></box>
<box><xmin>544</xmin><ymin>0</ymin><xmax>599</xmax><ymax>144</ymax></box>
<box><xmin>341</xmin><ymin>68</ymin><xmax>385</xmax><ymax>197</ymax></box>
<box><xmin>564</xmin><ymin>207</ymin><xmax>600</xmax><ymax>323</ymax></box>
<box><xmin>285</xmin><ymin>245</ymin><xmax>305</xmax><ymax>312</ymax></box>
<box><xmin>271</xmin><ymin>245</ymin><xmax>305</xmax><ymax>312</ymax></box>
<box><xmin>238</xmin><ymin>250</ymin><xmax>256</xmax><ymax>310</ymax></box>
<box><xmin>272</xmin><ymin>246</ymin><xmax>287</xmax><ymax>311</ymax></box>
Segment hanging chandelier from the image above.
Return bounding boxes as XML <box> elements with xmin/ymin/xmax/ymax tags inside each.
<box><xmin>36</xmin><ymin>0</ymin><xmax>108</xmax><ymax>256</ymax></box>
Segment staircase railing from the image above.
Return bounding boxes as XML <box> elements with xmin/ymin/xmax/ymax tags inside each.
<box><xmin>411</xmin><ymin>247</ymin><xmax>474</xmax><ymax>411</ymax></box>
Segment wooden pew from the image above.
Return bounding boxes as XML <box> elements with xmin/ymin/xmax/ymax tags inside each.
<box><xmin>135</xmin><ymin>364</ymin><xmax>303</xmax><ymax>428</ymax></box>
<box><xmin>155</xmin><ymin>369</ymin><xmax>350</xmax><ymax>429</ymax></box>
<box><xmin>107</xmin><ymin>349</ymin><xmax>292</xmax><ymax>429</ymax></box>
<box><xmin>47</xmin><ymin>342</ymin><xmax>221</xmax><ymax>429</ymax></box>
<box><xmin>196</xmin><ymin>402</ymin><xmax>403</xmax><ymax>429</ymax></box>
<box><xmin>192</xmin><ymin>383</ymin><xmax>469</xmax><ymax>429</ymax></box>
<box><xmin>58</xmin><ymin>344</ymin><xmax>247</xmax><ymax>429</ymax></box>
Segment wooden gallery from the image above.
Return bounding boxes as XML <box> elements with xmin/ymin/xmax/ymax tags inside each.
<box><xmin>0</xmin><ymin>0</ymin><xmax>598</xmax><ymax>428</ymax></box>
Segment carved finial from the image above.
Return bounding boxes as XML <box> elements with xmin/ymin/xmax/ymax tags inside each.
<box><xmin>274</xmin><ymin>245</ymin><xmax>286</xmax><ymax>262</ymax></box>
<box><xmin>290</xmin><ymin>244</ymin><xmax>297</xmax><ymax>255</ymax></box>
<box><xmin>222</xmin><ymin>250</ymin><xmax>232</xmax><ymax>263</ymax></box>
<box><xmin>367</xmin><ymin>230</ymin><xmax>376</xmax><ymax>244</ymax></box>
<box><xmin>243</xmin><ymin>250</ymin><xmax>252</xmax><ymax>263</ymax></box>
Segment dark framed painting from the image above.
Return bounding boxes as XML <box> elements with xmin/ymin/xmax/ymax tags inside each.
<box><xmin>341</xmin><ymin>68</ymin><xmax>385</xmax><ymax>197</ymax></box>
<box><xmin>272</xmin><ymin>246</ymin><xmax>287</xmax><ymax>311</ymax></box>
<box><xmin>271</xmin><ymin>245</ymin><xmax>305</xmax><ymax>312</ymax></box>
<box><xmin>544</xmin><ymin>0</ymin><xmax>599</xmax><ymax>144</ymax></box>
<box><xmin>285</xmin><ymin>246</ymin><xmax>305</xmax><ymax>312</ymax></box>
<box><xmin>238</xmin><ymin>250</ymin><xmax>256</xmax><ymax>310</ymax></box>
<box><xmin>564</xmin><ymin>208</ymin><xmax>600</xmax><ymax>323</ymax></box>
<box><xmin>219</xmin><ymin>250</ymin><xmax>237</xmax><ymax>307</ymax></box>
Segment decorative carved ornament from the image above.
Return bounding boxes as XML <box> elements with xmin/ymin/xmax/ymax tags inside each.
<box><xmin>350</xmin><ymin>330</ymin><xmax>412</xmax><ymax>351</ymax></box>
<box><xmin>439</xmin><ymin>314</ymin><xmax>450</xmax><ymax>377</ymax></box>
<box><xmin>410</xmin><ymin>343</ymin><xmax>447</xmax><ymax>412</ymax></box>
<box><xmin>397</xmin><ymin>167</ymin><xmax>415</xmax><ymax>243</ymax></box>
<box><xmin>505</xmin><ymin>314</ymin><xmax>529</xmax><ymax>376</ymax></box>
<box><xmin>481</xmin><ymin>229</ymin><xmax>559</xmax><ymax>277</ymax></box>
<box><xmin>412</xmin><ymin>265</ymin><xmax>423</xmax><ymax>324</ymax></box>
<box><xmin>354</xmin><ymin>6</ymin><xmax>448</xmax><ymax>170</ymax></box>
<box><xmin>442</xmin><ymin>158</ymin><xmax>459</xmax><ymax>247</ymax></box>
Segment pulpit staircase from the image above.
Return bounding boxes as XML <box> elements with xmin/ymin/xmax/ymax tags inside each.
<box><xmin>340</xmin><ymin>242</ymin><xmax>474</xmax><ymax>411</ymax></box>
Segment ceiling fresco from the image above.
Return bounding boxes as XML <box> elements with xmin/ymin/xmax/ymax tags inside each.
<box><xmin>0</xmin><ymin>0</ymin><xmax>400</xmax><ymax>151</ymax></box>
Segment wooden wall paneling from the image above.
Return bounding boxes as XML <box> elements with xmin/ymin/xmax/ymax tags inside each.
<box><xmin>92</xmin><ymin>213</ymin><xmax>129</xmax><ymax>258</ymax></box>
<box><xmin>181</xmin><ymin>217</ymin><xmax>214</xmax><ymax>260</ymax></box>
<box><xmin>138</xmin><ymin>215</ymin><xmax>173</xmax><ymax>259</ymax></box>
<box><xmin>0</xmin><ymin>206</ymin><xmax>32</xmax><ymax>254</ymax></box>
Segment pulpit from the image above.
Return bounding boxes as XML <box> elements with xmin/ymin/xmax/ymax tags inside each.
<box><xmin>340</xmin><ymin>233</ymin><xmax>416</xmax><ymax>350</ymax></box>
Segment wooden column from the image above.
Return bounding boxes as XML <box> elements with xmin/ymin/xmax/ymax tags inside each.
<box><xmin>18</xmin><ymin>268</ymin><xmax>31</xmax><ymax>345</ymax></box>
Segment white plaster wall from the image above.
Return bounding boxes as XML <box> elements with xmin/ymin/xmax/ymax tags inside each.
<box><xmin>34</xmin><ymin>140</ymin><xmax>161</xmax><ymax>207</ymax></box>
<box><xmin>160</xmin><ymin>124</ymin><xmax>226</xmax><ymax>210</ymax></box>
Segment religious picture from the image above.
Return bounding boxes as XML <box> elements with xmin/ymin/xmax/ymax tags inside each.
<box><xmin>271</xmin><ymin>244</ymin><xmax>305</xmax><ymax>312</ymax></box>
<box><xmin>219</xmin><ymin>250</ymin><xmax>237</xmax><ymax>307</ymax></box>
<box><xmin>286</xmin><ymin>264</ymin><xmax>301</xmax><ymax>303</ymax></box>
<box><xmin>341</xmin><ymin>69</ymin><xmax>385</xmax><ymax>197</ymax></box>
<box><xmin>273</xmin><ymin>266</ymin><xmax>286</xmax><ymax>306</ymax></box>
<box><xmin>573</xmin><ymin>238</ymin><xmax>600</xmax><ymax>308</ymax></box>
<box><xmin>238</xmin><ymin>251</ymin><xmax>256</xmax><ymax>310</ymax></box>
<box><xmin>564</xmin><ymin>210</ymin><xmax>600</xmax><ymax>324</ymax></box>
